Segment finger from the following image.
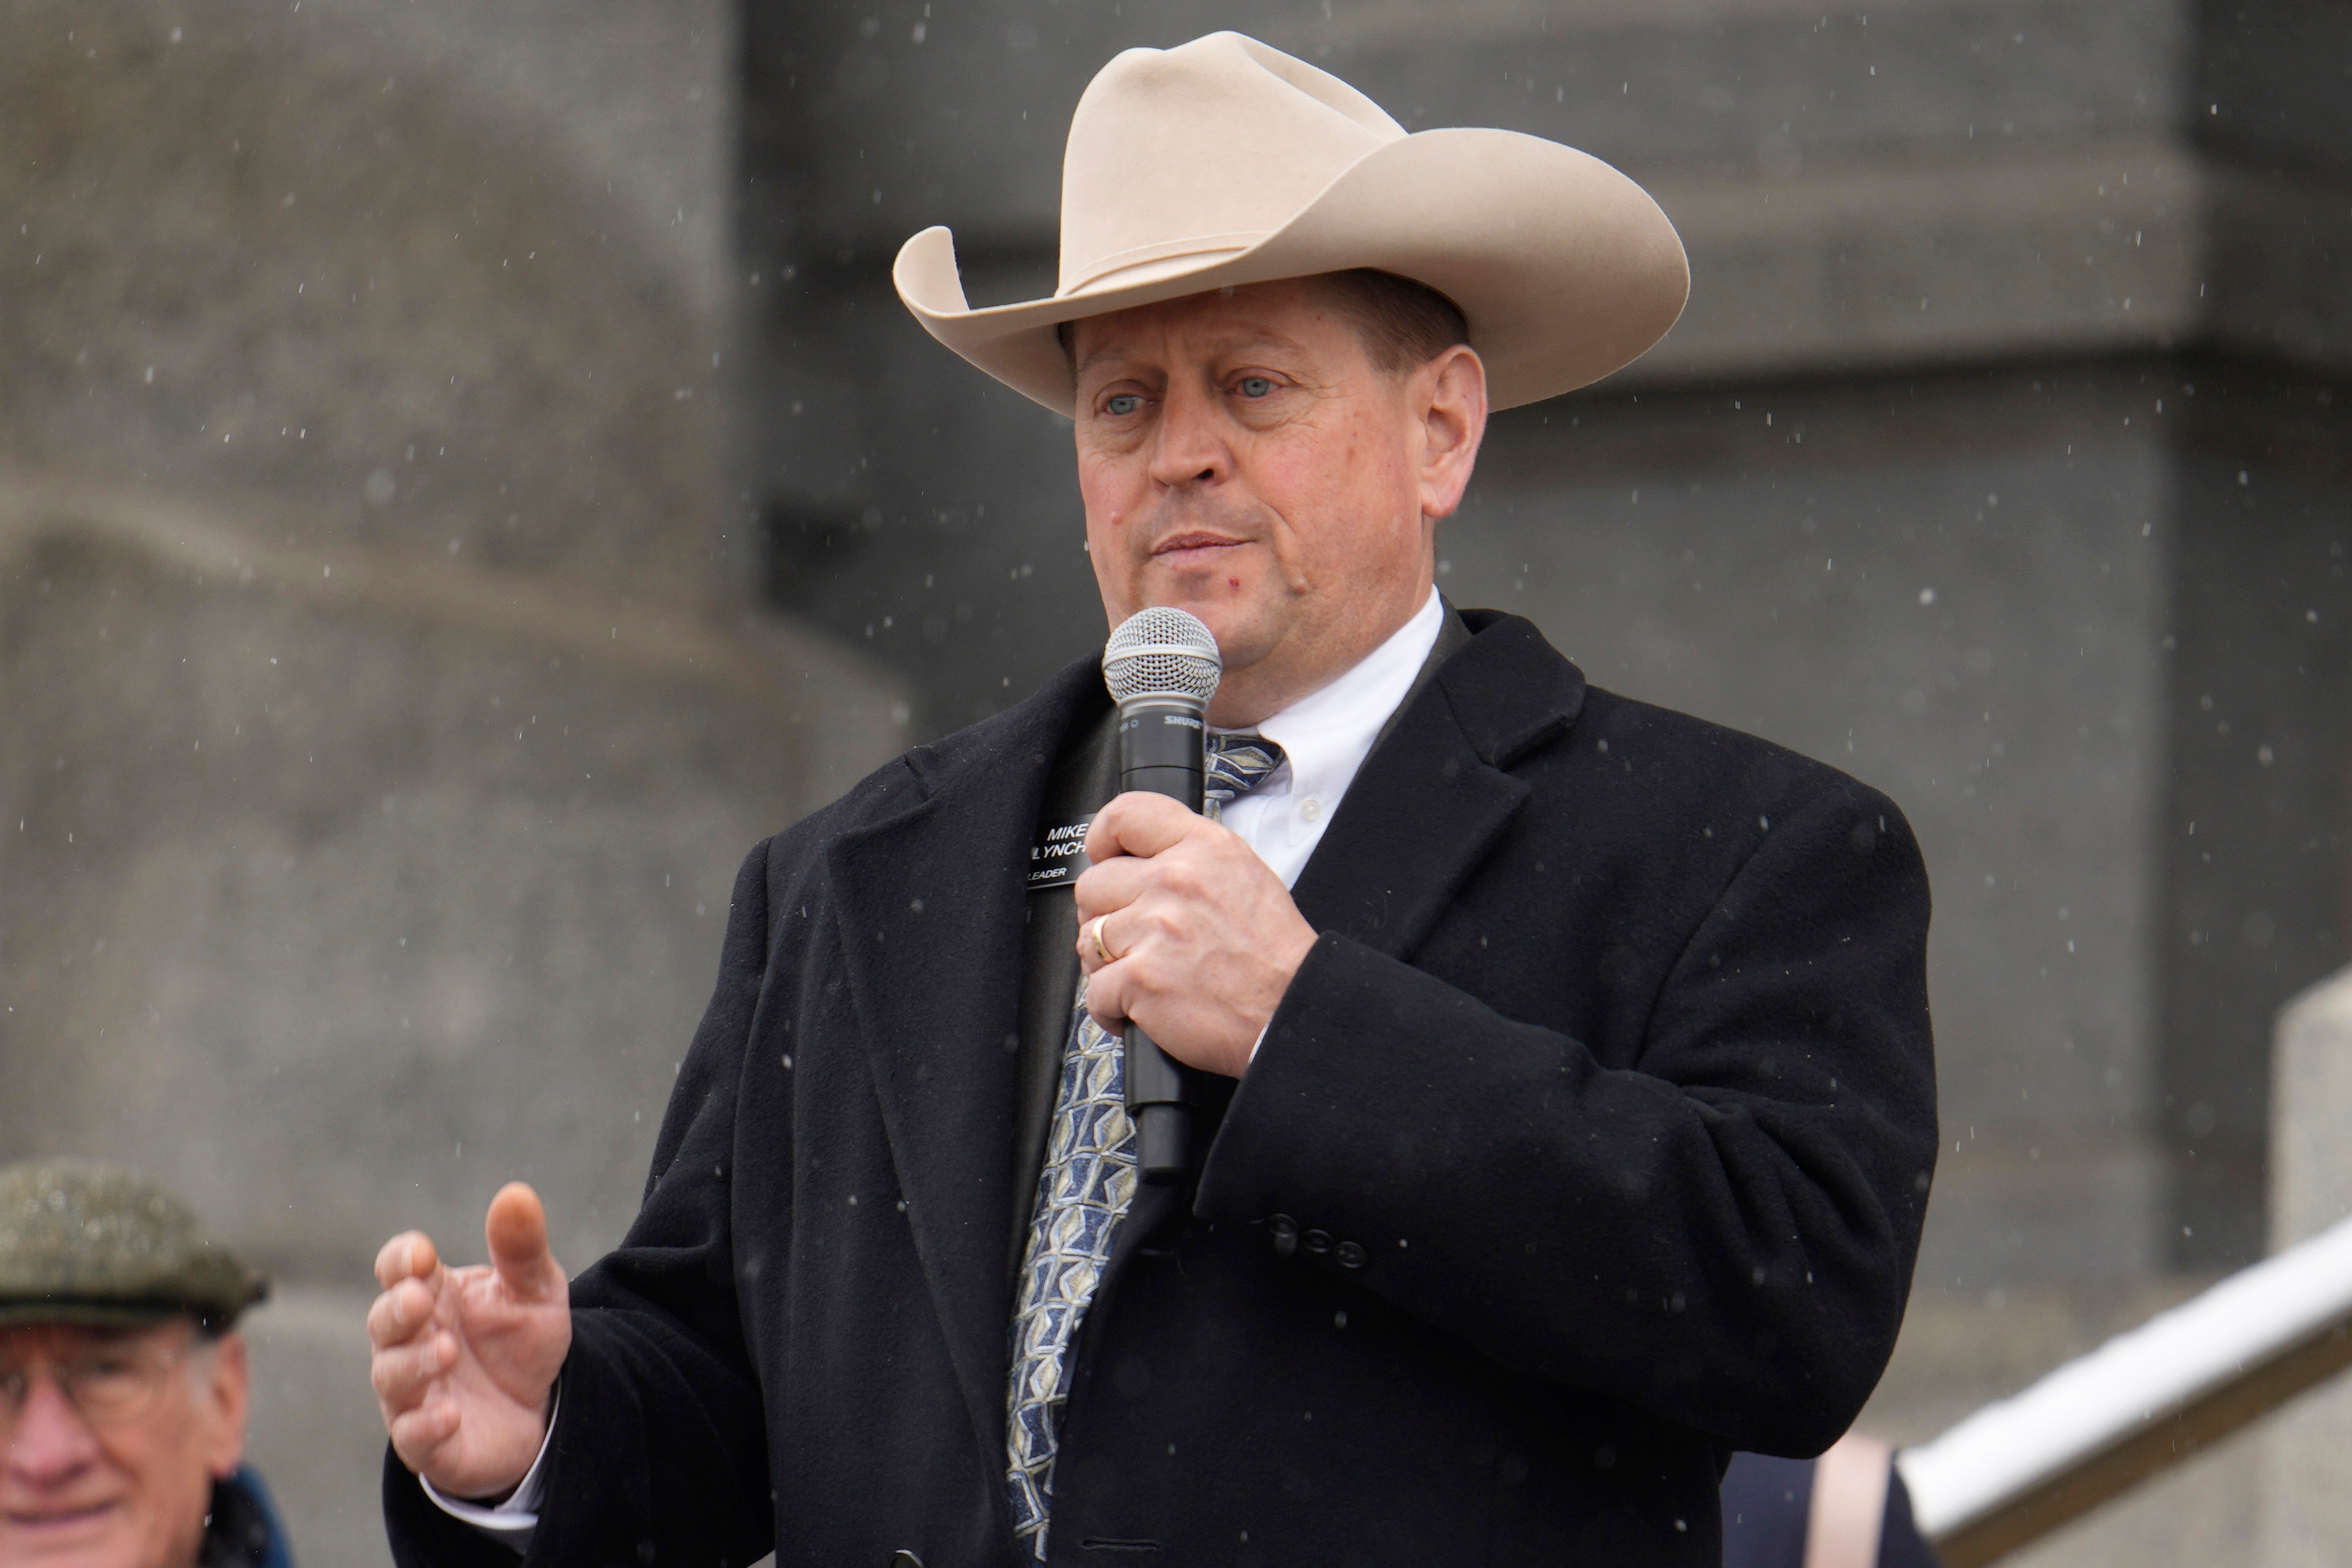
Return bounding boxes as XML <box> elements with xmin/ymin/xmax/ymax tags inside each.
<box><xmin>1083</xmin><ymin>959</ymin><xmax>1134</xmax><ymax>1031</ymax></box>
<box><xmin>375</xmin><ymin>1231</ymin><xmax>441</xmax><ymax>1290</ymax></box>
<box><xmin>371</xmin><ymin>1329</ymin><xmax>457</xmax><ymax>1409</ymax></box>
<box><xmin>367</xmin><ymin>1276</ymin><xmax>441</xmax><ymax>1350</ymax></box>
<box><xmin>1071</xmin><ymin>854</ymin><xmax>1152</xmax><ymax>924</ymax></box>
<box><xmin>388</xmin><ymin>1399</ymin><xmax>462</xmax><ymax>1472</ymax></box>
<box><xmin>1084</xmin><ymin>791</ymin><xmax>1201</xmax><ymax>864</ymax></box>
<box><xmin>1076</xmin><ymin>911</ymin><xmax>1124</xmax><ymax>976</ymax></box>
<box><xmin>485</xmin><ymin>1181</ymin><xmax>559</xmax><ymax>1300</ymax></box>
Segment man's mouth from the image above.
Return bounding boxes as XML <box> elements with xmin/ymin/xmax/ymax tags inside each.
<box><xmin>4</xmin><ymin>1499</ymin><xmax>121</xmax><ymax>1534</ymax></box>
<box><xmin>1151</xmin><ymin>531</ymin><xmax>1247</xmax><ymax>563</ymax></box>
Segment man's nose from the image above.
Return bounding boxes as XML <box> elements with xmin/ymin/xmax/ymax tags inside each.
<box><xmin>1146</xmin><ymin>381</ymin><xmax>1230</xmax><ymax>491</ymax></box>
<box><xmin>4</xmin><ymin>1374</ymin><xmax>102</xmax><ymax>1483</ymax></box>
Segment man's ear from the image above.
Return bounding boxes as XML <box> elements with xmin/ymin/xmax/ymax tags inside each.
<box><xmin>196</xmin><ymin>1330</ymin><xmax>251</xmax><ymax>1481</ymax></box>
<box><xmin>1414</xmin><ymin>344</ymin><xmax>1488</xmax><ymax>524</ymax></box>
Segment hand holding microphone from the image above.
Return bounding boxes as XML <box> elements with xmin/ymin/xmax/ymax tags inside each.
<box><xmin>1078</xmin><ymin>608</ymin><xmax>1318</xmax><ymax>1177</ymax></box>
<box><xmin>1075</xmin><ymin>797</ymin><xmax>1316</xmax><ymax>1076</ymax></box>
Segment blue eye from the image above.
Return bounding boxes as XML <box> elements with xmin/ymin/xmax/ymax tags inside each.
<box><xmin>1237</xmin><ymin>376</ymin><xmax>1274</xmax><ymax>398</ymax></box>
<box><xmin>1104</xmin><ymin>394</ymin><xmax>1142</xmax><ymax>417</ymax></box>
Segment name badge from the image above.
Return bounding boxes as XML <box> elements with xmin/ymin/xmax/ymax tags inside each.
<box><xmin>1027</xmin><ymin>817</ymin><xmax>1094</xmax><ymax>892</ymax></box>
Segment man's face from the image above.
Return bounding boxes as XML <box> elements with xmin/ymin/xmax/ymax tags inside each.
<box><xmin>0</xmin><ymin>1323</ymin><xmax>248</xmax><ymax>1568</ymax></box>
<box><xmin>1071</xmin><ymin>277</ymin><xmax>1486</xmax><ymax>726</ymax></box>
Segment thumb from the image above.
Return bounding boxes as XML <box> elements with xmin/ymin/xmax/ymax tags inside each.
<box><xmin>1085</xmin><ymin>791</ymin><xmax>1192</xmax><ymax>864</ymax></box>
<box><xmin>484</xmin><ymin>1181</ymin><xmax>558</xmax><ymax>1300</ymax></box>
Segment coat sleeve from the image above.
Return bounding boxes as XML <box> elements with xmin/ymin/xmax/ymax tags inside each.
<box><xmin>384</xmin><ymin>838</ymin><xmax>782</xmax><ymax>1568</ymax></box>
<box><xmin>1193</xmin><ymin>775</ymin><xmax>1937</xmax><ymax>1458</ymax></box>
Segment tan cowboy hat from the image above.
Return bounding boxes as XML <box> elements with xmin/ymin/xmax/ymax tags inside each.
<box><xmin>893</xmin><ymin>31</ymin><xmax>1689</xmax><ymax>416</ymax></box>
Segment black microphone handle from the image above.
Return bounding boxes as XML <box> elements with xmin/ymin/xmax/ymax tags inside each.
<box><xmin>1116</xmin><ymin>698</ymin><xmax>1207</xmax><ymax>1183</ymax></box>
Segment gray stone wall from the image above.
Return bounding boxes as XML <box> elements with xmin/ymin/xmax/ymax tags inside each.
<box><xmin>2158</xmin><ymin>411</ymin><xmax>2352</xmax><ymax>1261</ymax></box>
<box><xmin>2258</xmin><ymin>965</ymin><xmax>2352</xmax><ymax>1568</ymax></box>
<box><xmin>0</xmin><ymin>0</ymin><xmax>916</xmax><ymax>1261</ymax></box>
<box><xmin>1</xmin><ymin>3</ymin><xmax>904</xmax><ymax>1562</ymax></box>
<box><xmin>2</xmin><ymin>0</ymin><xmax>734</xmax><ymax>599</ymax></box>
<box><xmin>0</xmin><ymin>485</ymin><xmax>899</xmax><ymax>1275</ymax></box>
<box><xmin>1455</xmin><ymin>370</ymin><xmax>2180</xmax><ymax>1289</ymax></box>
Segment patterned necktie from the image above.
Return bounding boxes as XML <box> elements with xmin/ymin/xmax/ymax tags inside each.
<box><xmin>1004</xmin><ymin>733</ymin><xmax>1287</xmax><ymax>1562</ymax></box>
<box><xmin>1202</xmin><ymin>733</ymin><xmax>1285</xmax><ymax>821</ymax></box>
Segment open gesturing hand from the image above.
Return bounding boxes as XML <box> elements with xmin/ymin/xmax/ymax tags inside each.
<box><xmin>368</xmin><ymin>1181</ymin><xmax>571</xmax><ymax>1501</ymax></box>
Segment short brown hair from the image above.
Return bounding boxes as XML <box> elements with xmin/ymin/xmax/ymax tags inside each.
<box><xmin>1311</xmin><ymin>269</ymin><xmax>1470</xmax><ymax>375</ymax></box>
<box><xmin>1056</xmin><ymin>269</ymin><xmax>1469</xmax><ymax>379</ymax></box>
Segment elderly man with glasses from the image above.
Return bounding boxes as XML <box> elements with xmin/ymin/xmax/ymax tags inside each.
<box><xmin>0</xmin><ymin>1160</ymin><xmax>286</xmax><ymax>1568</ymax></box>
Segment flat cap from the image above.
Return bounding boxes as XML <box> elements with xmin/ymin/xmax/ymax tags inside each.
<box><xmin>0</xmin><ymin>1159</ymin><xmax>269</xmax><ymax>1332</ymax></box>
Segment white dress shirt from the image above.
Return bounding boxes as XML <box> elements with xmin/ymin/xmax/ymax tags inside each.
<box><xmin>433</xmin><ymin>586</ymin><xmax>1447</xmax><ymax>1546</ymax></box>
<box><xmin>421</xmin><ymin>1389</ymin><xmax>556</xmax><ymax>1545</ymax></box>
<box><xmin>1212</xmin><ymin>588</ymin><xmax>1444</xmax><ymax>890</ymax></box>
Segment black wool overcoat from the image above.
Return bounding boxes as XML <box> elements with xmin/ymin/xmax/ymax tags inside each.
<box><xmin>385</xmin><ymin>609</ymin><xmax>1938</xmax><ymax>1568</ymax></box>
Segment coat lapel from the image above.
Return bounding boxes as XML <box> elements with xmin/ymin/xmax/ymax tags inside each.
<box><xmin>824</xmin><ymin>659</ymin><xmax>1105</xmax><ymax>1486</ymax></box>
<box><xmin>1290</xmin><ymin>611</ymin><xmax>1587</xmax><ymax>959</ymax></box>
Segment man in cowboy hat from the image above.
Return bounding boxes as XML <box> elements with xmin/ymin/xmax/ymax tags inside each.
<box><xmin>0</xmin><ymin>1159</ymin><xmax>289</xmax><ymax>1568</ymax></box>
<box><xmin>370</xmin><ymin>32</ymin><xmax>1936</xmax><ymax>1566</ymax></box>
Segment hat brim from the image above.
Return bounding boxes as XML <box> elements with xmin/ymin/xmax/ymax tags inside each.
<box><xmin>894</xmin><ymin>126</ymin><xmax>1690</xmax><ymax>416</ymax></box>
<box><xmin>0</xmin><ymin>1298</ymin><xmax>239</xmax><ymax>1332</ymax></box>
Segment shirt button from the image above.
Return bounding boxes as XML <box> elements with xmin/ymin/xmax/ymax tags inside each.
<box><xmin>1270</xmin><ymin>1215</ymin><xmax>1299</xmax><ymax>1257</ymax></box>
<box><xmin>1299</xmin><ymin>797</ymin><xmax>1323</xmax><ymax>822</ymax></box>
<box><xmin>1336</xmin><ymin>1241</ymin><xmax>1367</xmax><ymax>1269</ymax></box>
<box><xmin>1304</xmin><ymin>1229</ymin><xmax>1334</xmax><ymax>1256</ymax></box>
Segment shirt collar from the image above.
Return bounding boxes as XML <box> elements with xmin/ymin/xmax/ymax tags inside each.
<box><xmin>1216</xmin><ymin>589</ymin><xmax>1445</xmax><ymax>801</ymax></box>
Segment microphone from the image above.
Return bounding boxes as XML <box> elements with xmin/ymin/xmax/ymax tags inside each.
<box><xmin>1100</xmin><ymin>606</ymin><xmax>1221</xmax><ymax>1183</ymax></box>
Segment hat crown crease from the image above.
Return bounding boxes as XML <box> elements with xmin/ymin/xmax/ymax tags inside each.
<box><xmin>1055</xmin><ymin>32</ymin><xmax>1402</xmax><ymax>298</ymax></box>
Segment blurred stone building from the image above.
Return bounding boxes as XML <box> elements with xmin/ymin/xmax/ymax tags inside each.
<box><xmin>0</xmin><ymin>0</ymin><xmax>907</xmax><ymax>1559</ymax></box>
<box><xmin>2</xmin><ymin>0</ymin><xmax>2347</xmax><ymax>1563</ymax></box>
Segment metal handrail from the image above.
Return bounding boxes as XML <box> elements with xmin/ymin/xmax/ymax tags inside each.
<box><xmin>1895</xmin><ymin>1215</ymin><xmax>2352</xmax><ymax>1566</ymax></box>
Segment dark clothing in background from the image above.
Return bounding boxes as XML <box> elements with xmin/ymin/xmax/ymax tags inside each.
<box><xmin>207</xmin><ymin>1466</ymin><xmax>295</xmax><ymax>1568</ymax></box>
<box><xmin>384</xmin><ymin>609</ymin><xmax>1938</xmax><ymax>1567</ymax></box>
<box><xmin>1720</xmin><ymin>1451</ymin><xmax>1942</xmax><ymax>1568</ymax></box>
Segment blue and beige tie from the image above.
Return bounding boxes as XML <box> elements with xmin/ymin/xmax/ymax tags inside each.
<box><xmin>1005</xmin><ymin>733</ymin><xmax>1288</xmax><ymax>1562</ymax></box>
<box><xmin>1200</xmin><ymin>734</ymin><xmax>1284</xmax><ymax>822</ymax></box>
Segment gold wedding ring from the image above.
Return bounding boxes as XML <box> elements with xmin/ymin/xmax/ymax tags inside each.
<box><xmin>1087</xmin><ymin>915</ymin><xmax>1117</xmax><ymax>965</ymax></box>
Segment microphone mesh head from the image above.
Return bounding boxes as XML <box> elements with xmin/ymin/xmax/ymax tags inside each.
<box><xmin>1102</xmin><ymin>606</ymin><xmax>1222</xmax><ymax>704</ymax></box>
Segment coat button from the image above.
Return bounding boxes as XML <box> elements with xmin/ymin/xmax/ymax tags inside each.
<box><xmin>1336</xmin><ymin>1240</ymin><xmax>1367</xmax><ymax>1269</ymax></box>
<box><xmin>889</xmin><ymin>1553</ymin><xmax>925</xmax><ymax>1568</ymax></box>
<box><xmin>1270</xmin><ymin>1214</ymin><xmax>1299</xmax><ymax>1256</ymax></box>
<box><xmin>1304</xmin><ymin>1229</ymin><xmax>1333</xmax><ymax>1256</ymax></box>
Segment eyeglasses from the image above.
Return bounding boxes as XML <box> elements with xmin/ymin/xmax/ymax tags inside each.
<box><xmin>0</xmin><ymin>1341</ymin><xmax>186</xmax><ymax>1432</ymax></box>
